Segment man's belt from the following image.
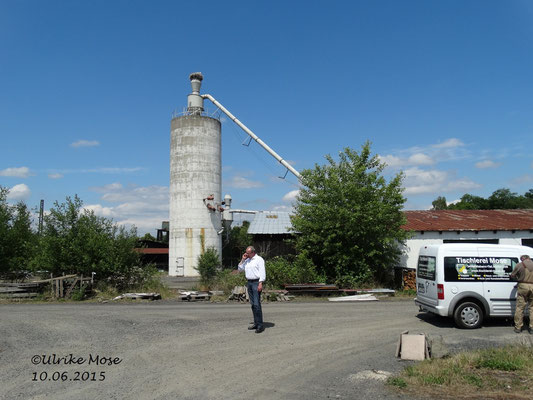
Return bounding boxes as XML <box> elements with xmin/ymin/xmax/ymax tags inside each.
<box><xmin>247</xmin><ymin>278</ymin><xmax>259</xmax><ymax>282</ymax></box>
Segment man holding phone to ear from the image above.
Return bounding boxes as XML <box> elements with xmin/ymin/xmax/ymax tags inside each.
<box><xmin>238</xmin><ymin>246</ymin><xmax>266</xmax><ymax>333</ymax></box>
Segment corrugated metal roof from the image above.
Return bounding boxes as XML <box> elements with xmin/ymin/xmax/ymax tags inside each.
<box><xmin>402</xmin><ymin>209</ymin><xmax>533</xmax><ymax>232</ymax></box>
<box><xmin>245</xmin><ymin>209</ymin><xmax>533</xmax><ymax>235</ymax></box>
<box><xmin>247</xmin><ymin>211</ymin><xmax>293</xmax><ymax>234</ymax></box>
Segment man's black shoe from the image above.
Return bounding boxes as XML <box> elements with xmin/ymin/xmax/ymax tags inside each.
<box><xmin>528</xmin><ymin>328</ymin><xmax>533</xmax><ymax>335</ymax></box>
<box><xmin>248</xmin><ymin>325</ymin><xmax>257</xmax><ymax>330</ymax></box>
<box><xmin>255</xmin><ymin>326</ymin><xmax>265</xmax><ymax>334</ymax></box>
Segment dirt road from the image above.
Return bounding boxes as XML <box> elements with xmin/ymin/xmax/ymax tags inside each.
<box><xmin>0</xmin><ymin>300</ymin><xmax>523</xmax><ymax>400</ymax></box>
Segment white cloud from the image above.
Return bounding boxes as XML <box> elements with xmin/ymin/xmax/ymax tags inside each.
<box><xmin>379</xmin><ymin>138</ymin><xmax>467</xmax><ymax>169</ymax></box>
<box><xmin>90</xmin><ymin>167</ymin><xmax>142</xmax><ymax>174</ymax></box>
<box><xmin>225</xmin><ymin>175</ymin><xmax>264</xmax><ymax>189</ymax></box>
<box><xmin>7</xmin><ymin>184</ymin><xmax>31</xmax><ymax>201</ymax></box>
<box><xmin>378</xmin><ymin>155</ymin><xmax>403</xmax><ymax>168</ymax></box>
<box><xmin>91</xmin><ymin>182</ymin><xmax>124</xmax><ymax>192</ymax></box>
<box><xmin>271</xmin><ymin>205</ymin><xmax>293</xmax><ymax>212</ymax></box>
<box><xmin>0</xmin><ymin>166</ymin><xmax>31</xmax><ymax>178</ymax></box>
<box><xmin>446</xmin><ymin>178</ymin><xmax>481</xmax><ymax>192</ymax></box>
<box><xmin>510</xmin><ymin>174</ymin><xmax>533</xmax><ymax>185</ymax></box>
<box><xmin>48</xmin><ymin>173</ymin><xmax>64</xmax><ymax>179</ymax></box>
<box><xmin>86</xmin><ymin>183</ymin><xmax>169</xmax><ymax>234</ymax></box>
<box><xmin>84</xmin><ymin>204</ymin><xmax>115</xmax><ymax>218</ymax></box>
<box><xmin>475</xmin><ymin>160</ymin><xmax>501</xmax><ymax>169</ymax></box>
<box><xmin>48</xmin><ymin>167</ymin><xmax>144</xmax><ymax>175</ymax></box>
<box><xmin>379</xmin><ymin>152</ymin><xmax>434</xmax><ymax>168</ymax></box>
<box><xmin>407</xmin><ymin>153</ymin><xmax>434</xmax><ymax>166</ymax></box>
<box><xmin>70</xmin><ymin>140</ymin><xmax>100</xmax><ymax>148</ymax></box>
<box><xmin>403</xmin><ymin>167</ymin><xmax>481</xmax><ymax>195</ymax></box>
<box><xmin>282</xmin><ymin>190</ymin><xmax>299</xmax><ymax>202</ymax></box>
<box><xmin>432</xmin><ymin>138</ymin><xmax>465</xmax><ymax>148</ymax></box>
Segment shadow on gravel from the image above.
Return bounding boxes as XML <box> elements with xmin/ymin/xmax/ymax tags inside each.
<box><xmin>415</xmin><ymin>312</ymin><xmax>515</xmax><ymax>329</ymax></box>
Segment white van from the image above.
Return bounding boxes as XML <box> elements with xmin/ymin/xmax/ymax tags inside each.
<box><xmin>415</xmin><ymin>243</ymin><xmax>533</xmax><ymax>329</ymax></box>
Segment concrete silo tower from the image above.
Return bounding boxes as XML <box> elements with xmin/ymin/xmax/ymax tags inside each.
<box><xmin>169</xmin><ymin>73</ymin><xmax>222</xmax><ymax>276</ymax></box>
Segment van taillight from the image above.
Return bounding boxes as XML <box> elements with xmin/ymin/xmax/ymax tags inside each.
<box><xmin>437</xmin><ymin>284</ymin><xmax>444</xmax><ymax>300</ymax></box>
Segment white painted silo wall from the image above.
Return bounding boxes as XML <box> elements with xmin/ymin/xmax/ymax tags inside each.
<box><xmin>169</xmin><ymin>115</ymin><xmax>222</xmax><ymax>277</ymax></box>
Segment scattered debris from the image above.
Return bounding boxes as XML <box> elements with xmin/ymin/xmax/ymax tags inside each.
<box><xmin>328</xmin><ymin>294</ymin><xmax>378</xmax><ymax>302</ymax></box>
<box><xmin>265</xmin><ymin>290</ymin><xmax>294</xmax><ymax>301</ymax></box>
<box><xmin>0</xmin><ymin>282</ymin><xmax>42</xmax><ymax>298</ymax></box>
<box><xmin>284</xmin><ymin>284</ymin><xmax>339</xmax><ymax>296</ymax></box>
<box><xmin>348</xmin><ymin>369</ymin><xmax>392</xmax><ymax>382</ymax></box>
<box><xmin>179</xmin><ymin>291</ymin><xmax>211</xmax><ymax>301</ymax></box>
<box><xmin>425</xmin><ymin>335</ymin><xmax>449</xmax><ymax>359</ymax></box>
<box><xmin>285</xmin><ymin>284</ymin><xmax>395</xmax><ymax>297</ymax></box>
<box><xmin>227</xmin><ymin>287</ymin><xmax>294</xmax><ymax>302</ymax></box>
<box><xmin>228</xmin><ymin>286</ymin><xmax>248</xmax><ymax>302</ymax></box>
<box><xmin>0</xmin><ymin>274</ymin><xmax>93</xmax><ymax>299</ymax></box>
<box><xmin>112</xmin><ymin>293</ymin><xmax>162</xmax><ymax>301</ymax></box>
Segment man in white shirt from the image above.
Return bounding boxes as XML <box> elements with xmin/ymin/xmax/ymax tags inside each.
<box><xmin>238</xmin><ymin>246</ymin><xmax>266</xmax><ymax>333</ymax></box>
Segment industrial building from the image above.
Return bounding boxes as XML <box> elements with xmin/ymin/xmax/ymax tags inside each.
<box><xmin>400</xmin><ymin>209</ymin><xmax>533</xmax><ymax>270</ymax></box>
<box><xmin>166</xmin><ymin>73</ymin><xmax>533</xmax><ymax>279</ymax></box>
<box><xmin>168</xmin><ymin>73</ymin><xmax>298</xmax><ymax>277</ymax></box>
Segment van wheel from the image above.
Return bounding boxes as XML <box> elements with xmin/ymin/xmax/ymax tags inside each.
<box><xmin>454</xmin><ymin>302</ymin><xmax>483</xmax><ymax>329</ymax></box>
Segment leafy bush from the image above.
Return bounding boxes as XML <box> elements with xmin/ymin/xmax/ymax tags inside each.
<box><xmin>196</xmin><ymin>248</ymin><xmax>221</xmax><ymax>286</ymax></box>
<box><xmin>70</xmin><ymin>285</ymin><xmax>87</xmax><ymax>301</ymax></box>
<box><xmin>32</xmin><ymin>195</ymin><xmax>144</xmax><ymax>290</ymax></box>
<box><xmin>292</xmin><ymin>251</ymin><xmax>326</xmax><ymax>284</ymax></box>
<box><xmin>265</xmin><ymin>257</ymin><xmax>295</xmax><ymax>289</ymax></box>
<box><xmin>212</xmin><ymin>269</ymin><xmax>246</xmax><ymax>293</ymax></box>
<box><xmin>291</xmin><ymin>143</ymin><xmax>409</xmax><ymax>284</ymax></box>
<box><xmin>0</xmin><ymin>186</ymin><xmax>36</xmax><ymax>280</ymax></box>
<box><xmin>265</xmin><ymin>253</ymin><xmax>325</xmax><ymax>289</ymax></box>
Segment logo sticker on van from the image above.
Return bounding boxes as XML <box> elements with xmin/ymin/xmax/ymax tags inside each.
<box><xmin>444</xmin><ymin>257</ymin><xmax>517</xmax><ymax>282</ymax></box>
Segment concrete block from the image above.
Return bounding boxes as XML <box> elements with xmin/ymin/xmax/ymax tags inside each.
<box><xmin>396</xmin><ymin>331</ymin><xmax>430</xmax><ymax>360</ymax></box>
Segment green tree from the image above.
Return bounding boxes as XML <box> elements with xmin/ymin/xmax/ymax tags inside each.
<box><xmin>487</xmin><ymin>188</ymin><xmax>517</xmax><ymax>209</ymax></box>
<box><xmin>222</xmin><ymin>221</ymin><xmax>252</xmax><ymax>268</ymax></box>
<box><xmin>140</xmin><ymin>232</ymin><xmax>157</xmax><ymax>241</ymax></box>
<box><xmin>0</xmin><ymin>186</ymin><xmax>36</xmax><ymax>279</ymax></box>
<box><xmin>196</xmin><ymin>247</ymin><xmax>221</xmax><ymax>286</ymax></box>
<box><xmin>291</xmin><ymin>142</ymin><xmax>409</xmax><ymax>284</ymax></box>
<box><xmin>446</xmin><ymin>188</ymin><xmax>533</xmax><ymax>210</ymax></box>
<box><xmin>448</xmin><ymin>193</ymin><xmax>488</xmax><ymax>210</ymax></box>
<box><xmin>431</xmin><ymin>196</ymin><xmax>448</xmax><ymax>210</ymax></box>
<box><xmin>33</xmin><ymin>195</ymin><xmax>144</xmax><ymax>289</ymax></box>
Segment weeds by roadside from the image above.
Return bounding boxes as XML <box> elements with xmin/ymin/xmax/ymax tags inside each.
<box><xmin>387</xmin><ymin>343</ymin><xmax>533</xmax><ymax>399</ymax></box>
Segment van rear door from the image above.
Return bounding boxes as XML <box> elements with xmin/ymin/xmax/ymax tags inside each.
<box><xmin>416</xmin><ymin>254</ymin><xmax>438</xmax><ymax>307</ymax></box>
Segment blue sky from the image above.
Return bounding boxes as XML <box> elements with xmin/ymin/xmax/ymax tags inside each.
<box><xmin>1</xmin><ymin>0</ymin><xmax>533</xmax><ymax>234</ymax></box>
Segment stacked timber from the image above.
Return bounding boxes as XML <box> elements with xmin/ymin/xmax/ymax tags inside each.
<box><xmin>402</xmin><ymin>270</ymin><xmax>416</xmax><ymax>290</ymax></box>
<box><xmin>284</xmin><ymin>284</ymin><xmax>339</xmax><ymax>296</ymax></box>
<box><xmin>0</xmin><ymin>282</ymin><xmax>43</xmax><ymax>298</ymax></box>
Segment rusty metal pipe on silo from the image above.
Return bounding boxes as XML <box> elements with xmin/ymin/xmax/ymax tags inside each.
<box><xmin>201</xmin><ymin>93</ymin><xmax>302</xmax><ymax>180</ymax></box>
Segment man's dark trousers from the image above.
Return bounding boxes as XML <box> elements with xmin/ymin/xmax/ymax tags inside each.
<box><xmin>247</xmin><ymin>280</ymin><xmax>263</xmax><ymax>329</ymax></box>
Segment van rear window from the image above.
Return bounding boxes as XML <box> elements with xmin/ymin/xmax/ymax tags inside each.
<box><xmin>417</xmin><ymin>256</ymin><xmax>436</xmax><ymax>280</ymax></box>
<box><xmin>444</xmin><ymin>256</ymin><xmax>517</xmax><ymax>282</ymax></box>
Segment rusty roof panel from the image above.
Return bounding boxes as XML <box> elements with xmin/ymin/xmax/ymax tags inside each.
<box><xmin>402</xmin><ymin>209</ymin><xmax>533</xmax><ymax>232</ymax></box>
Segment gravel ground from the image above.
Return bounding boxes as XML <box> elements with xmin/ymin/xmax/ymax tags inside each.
<box><xmin>0</xmin><ymin>299</ymin><xmax>527</xmax><ymax>400</ymax></box>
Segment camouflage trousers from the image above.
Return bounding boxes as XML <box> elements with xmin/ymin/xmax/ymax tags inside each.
<box><xmin>514</xmin><ymin>282</ymin><xmax>533</xmax><ymax>330</ymax></box>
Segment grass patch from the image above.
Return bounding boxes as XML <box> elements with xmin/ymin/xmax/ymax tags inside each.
<box><xmin>388</xmin><ymin>344</ymin><xmax>533</xmax><ymax>399</ymax></box>
<box><xmin>388</xmin><ymin>377</ymin><xmax>407</xmax><ymax>388</ymax></box>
